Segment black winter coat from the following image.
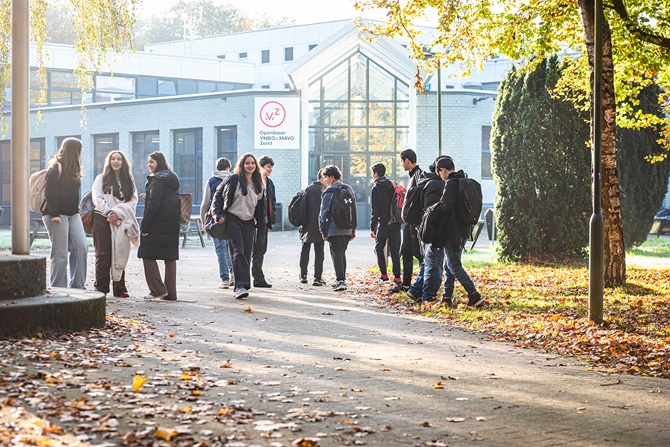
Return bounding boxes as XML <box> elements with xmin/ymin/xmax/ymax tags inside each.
<box><xmin>265</xmin><ymin>177</ymin><xmax>277</xmax><ymax>230</ymax></box>
<box><xmin>439</xmin><ymin>170</ymin><xmax>471</xmax><ymax>251</ymax></box>
<box><xmin>300</xmin><ymin>181</ymin><xmax>325</xmax><ymax>244</ymax></box>
<box><xmin>370</xmin><ymin>177</ymin><xmax>396</xmax><ymax>232</ymax></box>
<box><xmin>420</xmin><ymin>172</ymin><xmax>445</xmax><ymax>210</ymax></box>
<box><xmin>138</xmin><ymin>169</ymin><xmax>181</xmax><ymax>261</ymax></box>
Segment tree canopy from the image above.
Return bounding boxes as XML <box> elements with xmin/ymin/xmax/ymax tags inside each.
<box><xmin>356</xmin><ymin>0</ymin><xmax>670</xmax><ymax>286</ymax></box>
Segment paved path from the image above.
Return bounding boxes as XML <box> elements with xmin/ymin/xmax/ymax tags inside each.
<box><xmin>30</xmin><ymin>231</ymin><xmax>670</xmax><ymax>446</ymax></box>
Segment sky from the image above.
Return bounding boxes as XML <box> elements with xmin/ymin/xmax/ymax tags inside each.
<box><xmin>137</xmin><ymin>0</ymin><xmax>381</xmax><ymax>24</ymax></box>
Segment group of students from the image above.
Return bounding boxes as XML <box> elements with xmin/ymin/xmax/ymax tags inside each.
<box><xmin>42</xmin><ymin>139</ymin><xmax>482</xmax><ymax>307</ymax></box>
<box><xmin>42</xmin><ymin>137</ymin><xmax>182</xmax><ymax>301</ymax></box>
<box><xmin>369</xmin><ymin>149</ymin><xmax>484</xmax><ymax>307</ymax></box>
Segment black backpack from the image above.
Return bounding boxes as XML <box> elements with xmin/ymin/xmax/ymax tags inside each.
<box><xmin>402</xmin><ymin>177</ymin><xmax>430</xmax><ymax>226</ymax></box>
<box><xmin>388</xmin><ymin>182</ymin><xmax>406</xmax><ymax>225</ymax></box>
<box><xmin>456</xmin><ymin>177</ymin><xmax>483</xmax><ymax>225</ymax></box>
<box><xmin>287</xmin><ymin>189</ymin><xmax>308</xmax><ymax>227</ymax></box>
<box><xmin>329</xmin><ymin>184</ymin><xmax>357</xmax><ymax>229</ymax></box>
<box><xmin>418</xmin><ymin>202</ymin><xmax>446</xmax><ymax>244</ymax></box>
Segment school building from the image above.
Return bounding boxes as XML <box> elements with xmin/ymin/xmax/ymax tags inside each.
<box><xmin>0</xmin><ymin>19</ymin><xmax>580</xmax><ymax>228</ymax></box>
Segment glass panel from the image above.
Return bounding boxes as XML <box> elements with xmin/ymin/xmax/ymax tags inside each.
<box><xmin>1</xmin><ymin>141</ymin><xmax>9</xmax><ymax>159</ymax></box>
<box><xmin>198</xmin><ymin>81</ymin><xmax>216</xmax><ymax>93</ymax></box>
<box><xmin>369</xmin><ymin>61</ymin><xmax>395</xmax><ymax>100</ymax></box>
<box><xmin>217</xmin><ymin>126</ymin><xmax>237</xmax><ymax>160</ymax></box>
<box><xmin>397</xmin><ymin>79</ymin><xmax>410</xmax><ymax>101</ymax></box>
<box><xmin>158</xmin><ymin>79</ymin><xmax>177</xmax><ymax>95</ymax></box>
<box><xmin>132</xmin><ymin>132</ymin><xmax>160</xmax><ymax>195</ymax></box>
<box><xmin>370</xmin><ymin>153</ymin><xmax>395</xmax><ymax>181</ymax></box>
<box><xmin>30</xmin><ymin>89</ymin><xmax>47</xmax><ymax>107</ymax></box>
<box><xmin>30</xmin><ymin>139</ymin><xmax>44</xmax><ymax>173</ymax></box>
<box><xmin>322</xmin><ymin>61</ymin><xmax>348</xmax><ymax>101</ymax></box>
<box><xmin>322</xmin><ymin>102</ymin><xmax>348</xmax><ymax>126</ymax></box>
<box><xmin>350</xmin><ymin>128</ymin><xmax>367</xmax><ymax>153</ymax></box>
<box><xmin>369</xmin><ymin>102</ymin><xmax>394</xmax><ymax>126</ymax></box>
<box><xmin>350</xmin><ymin>54</ymin><xmax>367</xmax><ymax>100</ymax></box>
<box><xmin>178</xmin><ymin>79</ymin><xmax>197</xmax><ymax>95</ymax></box>
<box><xmin>350</xmin><ymin>102</ymin><xmax>367</xmax><ymax>126</ymax></box>
<box><xmin>137</xmin><ymin>77</ymin><xmax>158</xmax><ymax>96</ymax></box>
<box><xmin>2</xmin><ymin>185</ymin><xmax>10</xmax><ymax>205</ymax></box>
<box><xmin>482</xmin><ymin>153</ymin><xmax>492</xmax><ymax>178</ymax></box>
<box><xmin>323</xmin><ymin>128</ymin><xmax>349</xmax><ymax>153</ymax></box>
<box><xmin>396</xmin><ymin>129</ymin><xmax>409</xmax><ymax>153</ymax></box>
<box><xmin>308</xmin><ymin>103</ymin><xmax>321</xmax><ymax>126</ymax></box>
<box><xmin>308</xmin><ymin>80</ymin><xmax>321</xmax><ymax>101</ymax></box>
<box><xmin>51</xmin><ymin>71</ymin><xmax>79</xmax><ymax>89</ymax></box>
<box><xmin>397</xmin><ymin>102</ymin><xmax>410</xmax><ymax>126</ymax></box>
<box><xmin>369</xmin><ymin>128</ymin><xmax>395</xmax><ymax>153</ymax></box>
<box><xmin>95</xmin><ymin>91</ymin><xmax>135</xmax><ymax>102</ymax></box>
<box><xmin>349</xmin><ymin>153</ymin><xmax>368</xmax><ymax>203</ymax></box>
<box><xmin>309</xmin><ymin>128</ymin><xmax>319</xmax><ymax>154</ymax></box>
<box><xmin>96</xmin><ymin>75</ymin><xmax>135</xmax><ymax>93</ymax></box>
<box><xmin>50</xmin><ymin>90</ymin><xmax>75</xmax><ymax>106</ymax></box>
<box><xmin>94</xmin><ymin>134</ymin><xmax>118</xmax><ymax>175</ymax></box>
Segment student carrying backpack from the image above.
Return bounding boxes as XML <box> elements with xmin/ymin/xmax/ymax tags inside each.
<box><xmin>29</xmin><ymin>163</ymin><xmax>61</xmax><ymax>213</ymax></box>
<box><xmin>288</xmin><ymin>189</ymin><xmax>308</xmax><ymax>227</ymax></box>
<box><xmin>389</xmin><ymin>182</ymin><xmax>406</xmax><ymax>225</ymax></box>
<box><xmin>402</xmin><ymin>175</ymin><xmax>431</xmax><ymax>226</ymax></box>
<box><xmin>328</xmin><ymin>184</ymin><xmax>357</xmax><ymax>230</ymax></box>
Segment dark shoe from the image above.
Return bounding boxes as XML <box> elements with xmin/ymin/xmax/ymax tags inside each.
<box><xmin>300</xmin><ymin>275</ymin><xmax>308</xmax><ymax>284</ymax></box>
<box><xmin>422</xmin><ymin>296</ymin><xmax>437</xmax><ymax>303</ymax></box>
<box><xmin>406</xmin><ymin>289</ymin><xmax>421</xmax><ymax>302</ymax></box>
<box><xmin>389</xmin><ymin>283</ymin><xmax>408</xmax><ymax>293</ymax></box>
<box><xmin>333</xmin><ymin>280</ymin><xmax>347</xmax><ymax>291</ymax></box>
<box><xmin>114</xmin><ymin>292</ymin><xmax>130</xmax><ymax>298</ymax></box>
<box><xmin>467</xmin><ymin>292</ymin><xmax>485</xmax><ymax>308</ymax></box>
<box><xmin>313</xmin><ymin>278</ymin><xmax>326</xmax><ymax>286</ymax></box>
<box><xmin>254</xmin><ymin>281</ymin><xmax>272</xmax><ymax>288</ymax></box>
<box><xmin>161</xmin><ymin>295</ymin><xmax>177</xmax><ymax>301</ymax></box>
<box><xmin>441</xmin><ymin>296</ymin><xmax>453</xmax><ymax>307</ymax></box>
<box><xmin>373</xmin><ymin>276</ymin><xmax>390</xmax><ymax>285</ymax></box>
<box><xmin>234</xmin><ymin>288</ymin><xmax>249</xmax><ymax>299</ymax></box>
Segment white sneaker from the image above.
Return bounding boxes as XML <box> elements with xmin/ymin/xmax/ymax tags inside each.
<box><xmin>219</xmin><ymin>281</ymin><xmax>230</xmax><ymax>289</ymax></box>
<box><xmin>334</xmin><ymin>281</ymin><xmax>347</xmax><ymax>291</ymax></box>
<box><xmin>144</xmin><ymin>292</ymin><xmax>167</xmax><ymax>300</ymax></box>
<box><xmin>373</xmin><ymin>277</ymin><xmax>390</xmax><ymax>285</ymax></box>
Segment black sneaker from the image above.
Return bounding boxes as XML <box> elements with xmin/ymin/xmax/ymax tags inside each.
<box><xmin>389</xmin><ymin>283</ymin><xmax>408</xmax><ymax>293</ymax></box>
<box><xmin>313</xmin><ymin>278</ymin><xmax>326</xmax><ymax>286</ymax></box>
<box><xmin>254</xmin><ymin>281</ymin><xmax>272</xmax><ymax>288</ymax></box>
<box><xmin>422</xmin><ymin>296</ymin><xmax>437</xmax><ymax>303</ymax></box>
<box><xmin>467</xmin><ymin>292</ymin><xmax>485</xmax><ymax>308</ymax></box>
<box><xmin>441</xmin><ymin>296</ymin><xmax>453</xmax><ymax>307</ymax></box>
<box><xmin>406</xmin><ymin>289</ymin><xmax>421</xmax><ymax>302</ymax></box>
<box><xmin>300</xmin><ymin>275</ymin><xmax>308</xmax><ymax>284</ymax></box>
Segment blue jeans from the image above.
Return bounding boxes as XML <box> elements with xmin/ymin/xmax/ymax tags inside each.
<box><xmin>443</xmin><ymin>247</ymin><xmax>477</xmax><ymax>297</ymax></box>
<box><xmin>422</xmin><ymin>244</ymin><xmax>445</xmax><ymax>299</ymax></box>
<box><xmin>407</xmin><ymin>257</ymin><xmax>426</xmax><ymax>298</ymax></box>
<box><xmin>213</xmin><ymin>237</ymin><xmax>232</xmax><ymax>282</ymax></box>
<box><xmin>43</xmin><ymin>214</ymin><xmax>88</xmax><ymax>289</ymax></box>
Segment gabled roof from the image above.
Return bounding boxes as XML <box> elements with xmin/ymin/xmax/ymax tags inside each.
<box><xmin>285</xmin><ymin>22</ymin><xmax>417</xmax><ymax>88</ymax></box>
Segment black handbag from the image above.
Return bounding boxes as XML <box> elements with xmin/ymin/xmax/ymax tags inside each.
<box><xmin>204</xmin><ymin>211</ymin><xmax>227</xmax><ymax>240</ymax></box>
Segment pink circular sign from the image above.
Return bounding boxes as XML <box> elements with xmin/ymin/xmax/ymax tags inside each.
<box><xmin>259</xmin><ymin>101</ymin><xmax>287</xmax><ymax>128</ymax></box>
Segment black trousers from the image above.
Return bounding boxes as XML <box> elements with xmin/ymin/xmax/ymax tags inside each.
<box><xmin>401</xmin><ymin>224</ymin><xmax>423</xmax><ymax>286</ymax></box>
<box><xmin>92</xmin><ymin>212</ymin><xmax>127</xmax><ymax>295</ymax></box>
<box><xmin>226</xmin><ymin>214</ymin><xmax>256</xmax><ymax>290</ymax></box>
<box><xmin>251</xmin><ymin>227</ymin><xmax>268</xmax><ymax>283</ymax></box>
<box><xmin>328</xmin><ymin>235</ymin><xmax>351</xmax><ymax>282</ymax></box>
<box><xmin>300</xmin><ymin>241</ymin><xmax>325</xmax><ymax>280</ymax></box>
<box><xmin>374</xmin><ymin>224</ymin><xmax>401</xmax><ymax>278</ymax></box>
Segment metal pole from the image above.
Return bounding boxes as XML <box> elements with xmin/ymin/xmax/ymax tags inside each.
<box><xmin>589</xmin><ymin>0</ymin><xmax>604</xmax><ymax>323</ymax></box>
<box><xmin>437</xmin><ymin>60</ymin><xmax>442</xmax><ymax>155</ymax></box>
<box><xmin>11</xmin><ymin>0</ymin><xmax>31</xmax><ymax>255</ymax></box>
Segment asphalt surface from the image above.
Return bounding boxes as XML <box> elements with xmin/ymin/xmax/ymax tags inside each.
<box><xmin>26</xmin><ymin>230</ymin><xmax>670</xmax><ymax>446</ymax></box>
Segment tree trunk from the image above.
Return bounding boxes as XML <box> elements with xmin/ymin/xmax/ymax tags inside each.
<box><xmin>579</xmin><ymin>0</ymin><xmax>627</xmax><ymax>286</ymax></box>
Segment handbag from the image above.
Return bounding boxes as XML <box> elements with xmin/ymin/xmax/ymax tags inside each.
<box><xmin>79</xmin><ymin>190</ymin><xmax>94</xmax><ymax>235</ymax></box>
<box><xmin>178</xmin><ymin>193</ymin><xmax>192</xmax><ymax>224</ymax></box>
<box><xmin>204</xmin><ymin>211</ymin><xmax>227</xmax><ymax>240</ymax></box>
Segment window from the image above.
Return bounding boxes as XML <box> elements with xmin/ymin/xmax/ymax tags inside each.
<box><xmin>261</xmin><ymin>50</ymin><xmax>270</xmax><ymax>64</ymax></box>
<box><xmin>309</xmin><ymin>44</ymin><xmax>317</xmax><ymax>51</ymax></box>
<box><xmin>284</xmin><ymin>47</ymin><xmax>293</xmax><ymax>62</ymax></box>
<box><xmin>50</xmin><ymin>71</ymin><xmax>82</xmax><ymax>106</ymax></box>
<box><xmin>198</xmin><ymin>81</ymin><xmax>216</xmax><ymax>93</ymax></box>
<box><xmin>173</xmin><ymin>128</ymin><xmax>203</xmax><ymax>205</ymax></box>
<box><xmin>217</xmin><ymin>54</ymin><xmax>226</xmax><ymax>59</ymax></box>
<box><xmin>132</xmin><ymin>131</ymin><xmax>160</xmax><ymax>197</ymax></box>
<box><xmin>239</xmin><ymin>52</ymin><xmax>248</xmax><ymax>59</ymax></box>
<box><xmin>261</xmin><ymin>85</ymin><xmax>270</xmax><ymax>89</ymax></box>
<box><xmin>284</xmin><ymin>83</ymin><xmax>291</xmax><ymax>89</ymax></box>
<box><xmin>0</xmin><ymin>140</ymin><xmax>10</xmax><ymax>205</ymax></box>
<box><xmin>93</xmin><ymin>134</ymin><xmax>119</xmax><ymax>176</ymax></box>
<box><xmin>137</xmin><ymin>76</ymin><xmax>158</xmax><ymax>98</ymax></box>
<box><xmin>177</xmin><ymin>79</ymin><xmax>198</xmax><ymax>95</ymax></box>
<box><xmin>217</xmin><ymin>126</ymin><xmax>237</xmax><ymax>165</ymax></box>
<box><xmin>95</xmin><ymin>75</ymin><xmax>136</xmax><ymax>102</ymax></box>
<box><xmin>481</xmin><ymin>126</ymin><xmax>492</xmax><ymax>178</ymax></box>
<box><xmin>158</xmin><ymin>78</ymin><xmax>177</xmax><ymax>95</ymax></box>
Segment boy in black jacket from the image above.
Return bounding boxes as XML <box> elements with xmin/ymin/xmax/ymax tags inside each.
<box><xmin>369</xmin><ymin>163</ymin><xmax>401</xmax><ymax>286</ymax></box>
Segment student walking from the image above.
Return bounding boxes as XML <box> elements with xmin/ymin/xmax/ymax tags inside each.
<box><xmin>200</xmin><ymin>157</ymin><xmax>233</xmax><ymax>289</ymax></box>
<box><xmin>42</xmin><ymin>137</ymin><xmax>88</xmax><ymax>289</ymax></box>
<box><xmin>138</xmin><ymin>151</ymin><xmax>181</xmax><ymax>301</ymax></box>
<box><xmin>319</xmin><ymin>165</ymin><xmax>357</xmax><ymax>291</ymax></box>
<box><xmin>251</xmin><ymin>156</ymin><xmax>276</xmax><ymax>288</ymax></box>
<box><xmin>299</xmin><ymin>169</ymin><xmax>327</xmax><ymax>286</ymax></box>
<box><xmin>369</xmin><ymin>163</ymin><xmax>401</xmax><ymax>287</ymax></box>
<box><xmin>437</xmin><ymin>157</ymin><xmax>485</xmax><ymax>307</ymax></box>
<box><xmin>392</xmin><ymin>148</ymin><xmax>424</xmax><ymax>293</ymax></box>
<box><xmin>211</xmin><ymin>153</ymin><xmax>266</xmax><ymax>300</ymax></box>
<box><xmin>91</xmin><ymin>151</ymin><xmax>140</xmax><ymax>297</ymax></box>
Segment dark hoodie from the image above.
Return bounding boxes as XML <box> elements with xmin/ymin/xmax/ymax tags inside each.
<box><xmin>138</xmin><ymin>169</ymin><xmax>181</xmax><ymax>261</ymax></box>
<box><xmin>438</xmin><ymin>169</ymin><xmax>471</xmax><ymax>251</ymax></box>
<box><xmin>370</xmin><ymin>176</ymin><xmax>397</xmax><ymax>232</ymax></box>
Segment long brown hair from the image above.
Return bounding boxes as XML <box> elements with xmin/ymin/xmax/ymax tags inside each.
<box><xmin>102</xmin><ymin>151</ymin><xmax>135</xmax><ymax>201</ymax></box>
<box><xmin>233</xmin><ymin>153</ymin><xmax>263</xmax><ymax>195</ymax></box>
<box><xmin>50</xmin><ymin>137</ymin><xmax>83</xmax><ymax>182</ymax></box>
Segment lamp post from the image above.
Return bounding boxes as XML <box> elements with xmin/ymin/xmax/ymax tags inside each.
<box><xmin>437</xmin><ymin>60</ymin><xmax>442</xmax><ymax>155</ymax></box>
<box><xmin>589</xmin><ymin>0</ymin><xmax>604</xmax><ymax>323</ymax></box>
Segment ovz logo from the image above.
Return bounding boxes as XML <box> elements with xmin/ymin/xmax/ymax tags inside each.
<box><xmin>259</xmin><ymin>101</ymin><xmax>287</xmax><ymax>128</ymax></box>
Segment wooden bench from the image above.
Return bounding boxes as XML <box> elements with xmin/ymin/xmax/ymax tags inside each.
<box><xmin>30</xmin><ymin>218</ymin><xmax>50</xmax><ymax>247</ymax></box>
<box><xmin>650</xmin><ymin>217</ymin><xmax>670</xmax><ymax>237</ymax></box>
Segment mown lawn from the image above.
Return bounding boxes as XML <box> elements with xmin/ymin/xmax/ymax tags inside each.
<box><xmin>360</xmin><ymin>238</ymin><xmax>670</xmax><ymax>378</ymax></box>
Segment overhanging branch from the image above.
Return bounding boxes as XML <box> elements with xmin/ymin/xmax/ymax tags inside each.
<box><xmin>609</xmin><ymin>0</ymin><xmax>670</xmax><ymax>48</ymax></box>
